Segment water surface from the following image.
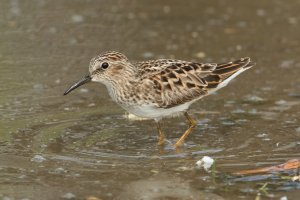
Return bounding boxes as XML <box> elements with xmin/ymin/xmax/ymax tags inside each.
<box><xmin>0</xmin><ymin>0</ymin><xmax>300</xmax><ymax>199</ymax></box>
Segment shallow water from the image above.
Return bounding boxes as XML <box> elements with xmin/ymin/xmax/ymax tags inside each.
<box><xmin>0</xmin><ymin>0</ymin><xmax>300</xmax><ymax>199</ymax></box>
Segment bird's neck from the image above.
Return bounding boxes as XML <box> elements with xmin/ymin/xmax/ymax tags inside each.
<box><xmin>105</xmin><ymin>71</ymin><xmax>138</xmax><ymax>105</ymax></box>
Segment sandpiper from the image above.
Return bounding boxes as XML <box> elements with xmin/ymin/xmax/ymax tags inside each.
<box><xmin>64</xmin><ymin>51</ymin><xmax>255</xmax><ymax>147</ymax></box>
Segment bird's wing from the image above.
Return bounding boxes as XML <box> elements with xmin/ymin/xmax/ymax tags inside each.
<box><xmin>136</xmin><ymin>58</ymin><xmax>254</xmax><ymax>108</ymax></box>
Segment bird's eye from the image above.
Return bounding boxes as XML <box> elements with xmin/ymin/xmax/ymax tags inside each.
<box><xmin>101</xmin><ymin>62</ymin><xmax>109</xmax><ymax>69</ymax></box>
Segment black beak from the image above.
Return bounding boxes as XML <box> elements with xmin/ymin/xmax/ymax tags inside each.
<box><xmin>64</xmin><ymin>75</ymin><xmax>91</xmax><ymax>95</ymax></box>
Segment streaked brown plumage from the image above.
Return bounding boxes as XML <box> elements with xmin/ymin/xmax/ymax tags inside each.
<box><xmin>64</xmin><ymin>51</ymin><xmax>255</xmax><ymax>148</ymax></box>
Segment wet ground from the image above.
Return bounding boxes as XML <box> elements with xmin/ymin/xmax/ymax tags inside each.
<box><xmin>1</xmin><ymin>0</ymin><xmax>300</xmax><ymax>199</ymax></box>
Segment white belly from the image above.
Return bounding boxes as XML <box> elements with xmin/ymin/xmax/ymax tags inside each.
<box><xmin>119</xmin><ymin>101</ymin><xmax>194</xmax><ymax>120</ymax></box>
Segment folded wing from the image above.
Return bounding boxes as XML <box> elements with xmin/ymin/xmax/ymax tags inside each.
<box><xmin>137</xmin><ymin>57</ymin><xmax>254</xmax><ymax>108</ymax></box>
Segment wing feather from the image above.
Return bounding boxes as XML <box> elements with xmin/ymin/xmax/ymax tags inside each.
<box><xmin>136</xmin><ymin>57</ymin><xmax>254</xmax><ymax>108</ymax></box>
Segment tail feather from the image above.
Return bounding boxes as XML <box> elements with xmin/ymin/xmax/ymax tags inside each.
<box><xmin>204</xmin><ymin>57</ymin><xmax>255</xmax><ymax>92</ymax></box>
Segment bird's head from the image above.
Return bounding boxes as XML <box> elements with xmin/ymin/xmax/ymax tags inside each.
<box><xmin>64</xmin><ymin>51</ymin><xmax>133</xmax><ymax>95</ymax></box>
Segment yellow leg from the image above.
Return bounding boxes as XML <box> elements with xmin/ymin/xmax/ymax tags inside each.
<box><xmin>174</xmin><ymin>112</ymin><xmax>196</xmax><ymax>148</ymax></box>
<box><xmin>156</xmin><ymin>121</ymin><xmax>165</xmax><ymax>146</ymax></box>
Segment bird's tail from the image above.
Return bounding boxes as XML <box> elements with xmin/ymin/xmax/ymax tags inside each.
<box><xmin>204</xmin><ymin>57</ymin><xmax>255</xmax><ymax>92</ymax></box>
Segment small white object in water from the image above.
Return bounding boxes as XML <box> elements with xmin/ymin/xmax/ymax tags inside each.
<box><xmin>291</xmin><ymin>175</ymin><xmax>300</xmax><ymax>182</ymax></box>
<box><xmin>71</xmin><ymin>14</ymin><xmax>84</xmax><ymax>23</ymax></box>
<box><xmin>195</xmin><ymin>51</ymin><xmax>206</xmax><ymax>59</ymax></box>
<box><xmin>280</xmin><ymin>196</ymin><xmax>288</xmax><ymax>200</ymax></box>
<box><xmin>62</xmin><ymin>192</ymin><xmax>76</xmax><ymax>199</ymax></box>
<box><xmin>142</xmin><ymin>52</ymin><xmax>154</xmax><ymax>58</ymax></box>
<box><xmin>196</xmin><ymin>156</ymin><xmax>215</xmax><ymax>171</ymax></box>
<box><xmin>31</xmin><ymin>155</ymin><xmax>46</xmax><ymax>163</ymax></box>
